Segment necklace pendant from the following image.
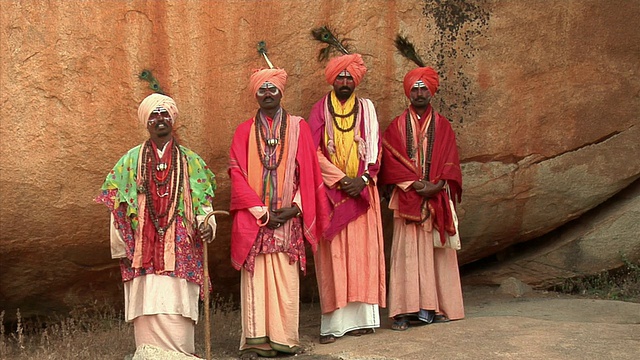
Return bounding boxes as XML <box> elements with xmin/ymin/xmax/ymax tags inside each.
<box><xmin>156</xmin><ymin>163</ymin><xmax>167</xmax><ymax>171</ymax></box>
<box><xmin>158</xmin><ymin>229</ymin><xmax>164</xmax><ymax>236</ymax></box>
<box><xmin>267</xmin><ymin>138</ymin><xmax>279</xmax><ymax>147</ymax></box>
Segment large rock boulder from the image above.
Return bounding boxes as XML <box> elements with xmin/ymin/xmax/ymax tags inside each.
<box><xmin>453</xmin><ymin>0</ymin><xmax>640</xmax><ymax>263</ymax></box>
<box><xmin>0</xmin><ymin>0</ymin><xmax>638</xmax><ymax>317</ymax></box>
<box><xmin>463</xmin><ymin>180</ymin><xmax>640</xmax><ymax>287</ymax></box>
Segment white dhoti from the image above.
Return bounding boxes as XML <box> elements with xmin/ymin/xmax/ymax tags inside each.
<box><xmin>124</xmin><ymin>274</ymin><xmax>200</xmax><ymax>357</ymax></box>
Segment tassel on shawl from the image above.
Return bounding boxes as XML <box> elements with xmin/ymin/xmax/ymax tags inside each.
<box><xmin>326</xmin><ymin>139</ymin><xmax>336</xmax><ymax>155</ymax></box>
<box><xmin>355</xmin><ymin>134</ymin><xmax>367</xmax><ymax>161</ymax></box>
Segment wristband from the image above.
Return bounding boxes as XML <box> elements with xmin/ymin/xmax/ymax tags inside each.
<box><xmin>361</xmin><ymin>175</ymin><xmax>370</xmax><ymax>186</ymax></box>
<box><xmin>256</xmin><ymin>211</ymin><xmax>269</xmax><ymax>227</ymax></box>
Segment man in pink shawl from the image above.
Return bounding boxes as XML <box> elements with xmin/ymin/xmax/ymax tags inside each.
<box><xmin>379</xmin><ymin>66</ymin><xmax>464</xmax><ymax>331</ymax></box>
<box><xmin>229</xmin><ymin>68</ymin><xmax>328</xmax><ymax>359</ymax></box>
<box><xmin>308</xmin><ymin>53</ymin><xmax>386</xmax><ymax>344</ymax></box>
<box><xmin>96</xmin><ymin>93</ymin><xmax>217</xmax><ymax>357</ymax></box>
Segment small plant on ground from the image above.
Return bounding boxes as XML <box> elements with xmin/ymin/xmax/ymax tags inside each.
<box><xmin>551</xmin><ymin>257</ymin><xmax>640</xmax><ymax>302</ymax></box>
<box><xmin>0</xmin><ymin>296</ymin><xmax>242</xmax><ymax>360</ymax></box>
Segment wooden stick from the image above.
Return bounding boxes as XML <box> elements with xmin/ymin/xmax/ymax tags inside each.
<box><xmin>202</xmin><ymin>235</ymin><xmax>211</xmax><ymax>360</ymax></box>
<box><xmin>202</xmin><ymin>210</ymin><xmax>229</xmax><ymax>360</ymax></box>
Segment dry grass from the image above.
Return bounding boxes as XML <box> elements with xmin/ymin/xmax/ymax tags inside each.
<box><xmin>7</xmin><ymin>259</ymin><xmax>636</xmax><ymax>359</ymax></box>
<box><xmin>1</xmin><ymin>302</ymin><xmax>133</xmax><ymax>359</ymax></box>
<box><xmin>0</xmin><ymin>292</ymin><xmax>338</xmax><ymax>360</ymax></box>
<box><xmin>551</xmin><ymin>258</ymin><xmax>640</xmax><ymax>303</ymax></box>
<box><xmin>0</xmin><ymin>296</ymin><xmax>243</xmax><ymax>360</ymax></box>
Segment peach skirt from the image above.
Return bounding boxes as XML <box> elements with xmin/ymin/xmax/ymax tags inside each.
<box><xmin>240</xmin><ymin>252</ymin><xmax>300</xmax><ymax>353</ymax></box>
<box><xmin>388</xmin><ymin>217</ymin><xmax>464</xmax><ymax>320</ymax></box>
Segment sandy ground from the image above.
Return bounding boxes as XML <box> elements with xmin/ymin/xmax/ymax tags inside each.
<box><xmin>279</xmin><ymin>286</ymin><xmax>640</xmax><ymax>360</ymax></box>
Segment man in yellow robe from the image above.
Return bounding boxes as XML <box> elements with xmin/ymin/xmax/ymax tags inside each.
<box><xmin>308</xmin><ymin>53</ymin><xmax>386</xmax><ymax>344</ymax></box>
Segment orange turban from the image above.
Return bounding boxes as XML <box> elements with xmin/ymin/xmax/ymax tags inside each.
<box><xmin>403</xmin><ymin>67</ymin><xmax>439</xmax><ymax>98</ymax></box>
<box><xmin>249</xmin><ymin>68</ymin><xmax>288</xmax><ymax>96</ymax></box>
<box><xmin>137</xmin><ymin>93</ymin><xmax>179</xmax><ymax>125</ymax></box>
<box><xmin>324</xmin><ymin>54</ymin><xmax>367</xmax><ymax>86</ymax></box>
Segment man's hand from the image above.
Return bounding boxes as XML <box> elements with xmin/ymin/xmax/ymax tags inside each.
<box><xmin>199</xmin><ymin>223</ymin><xmax>214</xmax><ymax>243</ymax></box>
<box><xmin>339</xmin><ymin>176</ymin><xmax>366</xmax><ymax>198</ymax></box>
<box><xmin>273</xmin><ymin>205</ymin><xmax>300</xmax><ymax>221</ymax></box>
<box><xmin>265</xmin><ymin>205</ymin><xmax>300</xmax><ymax>229</ymax></box>
<box><xmin>412</xmin><ymin>180</ymin><xmax>444</xmax><ymax>198</ymax></box>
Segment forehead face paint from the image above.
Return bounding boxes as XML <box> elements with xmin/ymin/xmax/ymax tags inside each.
<box><xmin>149</xmin><ymin>106</ymin><xmax>173</xmax><ymax>124</ymax></box>
<box><xmin>148</xmin><ymin>106</ymin><xmax>173</xmax><ymax>126</ymax></box>
<box><xmin>412</xmin><ymin>80</ymin><xmax>426</xmax><ymax>89</ymax></box>
<box><xmin>151</xmin><ymin>106</ymin><xmax>167</xmax><ymax>114</ymax></box>
<box><xmin>338</xmin><ymin>70</ymin><xmax>351</xmax><ymax>77</ymax></box>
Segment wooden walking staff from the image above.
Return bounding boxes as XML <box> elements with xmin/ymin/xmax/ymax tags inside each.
<box><xmin>201</xmin><ymin>209</ymin><xmax>229</xmax><ymax>360</ymax></box>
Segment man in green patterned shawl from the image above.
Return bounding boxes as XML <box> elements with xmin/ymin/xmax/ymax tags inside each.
<box><xmin>96</xmin><ymin>93</ymin><xmax>217</xmax><ymax>358</ymax></box>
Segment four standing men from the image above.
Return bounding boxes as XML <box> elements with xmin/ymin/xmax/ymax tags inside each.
<box><xmin>308</xmin><ymin>53</ymin><xmax>386</xmax><ymax>344</ymax></box>
<box><xmin>99</xmin><ymin>40</ymin><xmax>464</xmax><ymax>359</ymax></box>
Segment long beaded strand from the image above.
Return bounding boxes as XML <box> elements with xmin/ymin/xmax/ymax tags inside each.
<box><xmin>329</xmin><ymin>97</ymin><xmax>359</xmax><ymax>133</ymax></box>
<box><xmin>140</xmin><ymin>140</ymin><xmax>183</xmax><ymax>236</ymax></box>
<box><xmin>423</xmin><ymin>112</ymin><xmax>435</xmax><ymax>181</ymax></box>
<box><xmin>406</xmin><ymin>111</ymin><xmax>415</xmax><ymax>159</ymax></box>
<box><xmin>254</xmin><ymin>109</ymin><xmax>287</xmax><ymax>171</ymax></box>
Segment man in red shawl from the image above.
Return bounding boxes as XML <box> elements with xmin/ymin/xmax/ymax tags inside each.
<box><xmin>308</xmin><ymin>53</ymin><xmax>386</xmax><ymax>344</ymax></box>
<box><xmin>379</xmin><ymin>66</ymin><xmax>464</xmax><ymax>331</ymax></box>
<box><xmin>229</xmin><ymin>68</ymin><xmax>328</xmax><ymax>359</ymax></box>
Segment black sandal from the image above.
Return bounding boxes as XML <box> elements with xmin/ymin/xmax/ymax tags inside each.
<box><xmin>391</xmin><ymin>317</ymin><xmax>410</xmax><ymax>331</ymax></box>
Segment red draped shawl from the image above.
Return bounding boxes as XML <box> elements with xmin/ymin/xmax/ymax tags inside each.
<box><xmin>228</xmin><ymin>115</ymin><xmax>329</xmax><ymax>270</ymax></box>
<box><xmin>380</xmin><ymin>106</ymin><xmax>462</xmax><ymax>244</ymax></box>
<box><xmin>308</xmin><ymin>94</ymin><xmax>382</xmax><ymax>241</ymax></box>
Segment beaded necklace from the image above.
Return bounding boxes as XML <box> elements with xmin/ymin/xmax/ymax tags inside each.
<box><xmin>254</xmin><ymin>109</ymin><xmax>287</xmax><ymax>171</ymax></box>
<box><xmin>405</xmin><ymin>109</ymin><xmax>436</xmax><ymax>224</ymax></box>
<box><xmin>139</xmin><ymin>139</ymin><xmax>184</xmax><ymax>236</ymax></box>
<box><xmin>149</xmin><ymin>143</ymin><xmax>173</xmax><ymax>193</ymax></box>
<box><xmin>406</xmin><ymin>108</ymin><xmax>435</xmax><ymax>179</ymax></box>
<box><xmin>329</xmin><ymin>97</ymin><xmax>359</xmax><ymax>132</ymax></box>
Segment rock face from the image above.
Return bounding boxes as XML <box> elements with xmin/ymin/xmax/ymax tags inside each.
<box><xmin>1</xmin><ymin>0</ymin><xmax>638</xmax><ymax>317</ymax></box>
<box><xmin>463</xmin><ymin>180</ymin><xmax>640</xmax><ymax>287</ymax></box>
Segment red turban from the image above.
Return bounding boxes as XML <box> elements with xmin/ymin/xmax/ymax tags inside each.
<box><xmin>324</xmin><ymin>54</ymin><xmax>367</xmax><ymax>86</ymax></box>
<box><xmin>137</xmin><ymin>93</ymin><xmax>179</xmax><ymax>125</ymax></box>
<box><xmin>249</xmin><ymin>68</ymin><xmax>287</xmax><ymax>96</ymax></box>
<box><xmin>403</xmin><ymin>67</ymin><xmax>439</xmax><ymax>98</ymax></box>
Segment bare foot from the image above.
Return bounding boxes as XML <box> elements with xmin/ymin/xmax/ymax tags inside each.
<box><xmin>319</xmin><ymin>334</ymin><xmax>336</xmax><ymax>344</ymax></box>
<box><xmin>240</xmin><ymin>350</ymin><xmax>258</xmax><ymax>360</ymax></box>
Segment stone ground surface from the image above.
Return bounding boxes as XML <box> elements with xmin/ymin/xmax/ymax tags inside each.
<box><xmin>288</xmin><ymin>286</ymin><xmax>640</xmax><ymax>360</ymax></box>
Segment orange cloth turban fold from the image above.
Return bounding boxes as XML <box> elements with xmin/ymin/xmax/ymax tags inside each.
<box><xmin>137</xmin><ymin>93</ymin><xmax>179</xmax><ymax>125</ymax></box>
<box><xmin>324</xmin><ymin>54</ymin><xmax>367</xmax><ymax>86</ymax></box>
<box><xmin>250</xmin><ymin>68</ymin><xmax>288</xmax><ymax>96</ymax></box>
<box><xmin>403</xmin><ymin>67</ymin><xmax>439</xmax><ymax>98</ymax></box>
